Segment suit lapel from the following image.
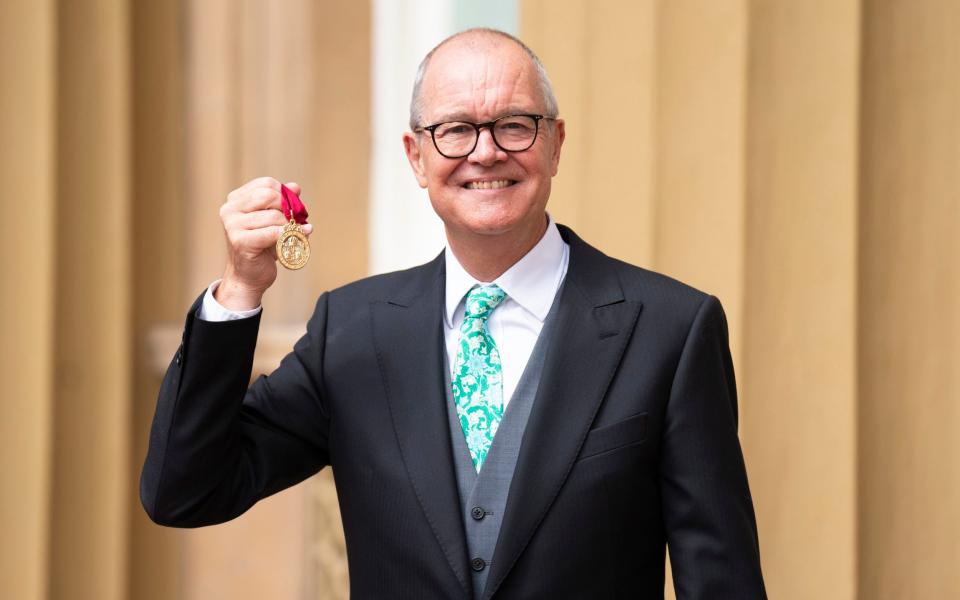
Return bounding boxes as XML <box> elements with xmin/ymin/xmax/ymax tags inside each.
<box><xmin>370</xmin><ymin>255</ymin><xmax>473</xmax><ymax>599</ymax></box>
<box><xmin>483</xmin><ymin>227</ymin><xmax>643</xmax><ymax>599</ymax></box>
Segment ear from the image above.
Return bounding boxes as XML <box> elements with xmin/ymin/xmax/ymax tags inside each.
<box><xmin>548</xmin><ymin>118</ymin><xmax>565</xmax><ymax>176</ymax></box>
<box><xmin>403</xmin><ymin>131</ymin><xmax>429</xmax><ymax>188</ymax></box>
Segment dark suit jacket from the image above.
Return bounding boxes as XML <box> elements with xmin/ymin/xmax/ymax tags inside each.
<box><xmin>141</xmin><ymin>225</ymin><xmax>766</xmax><ymax>599</ymax></box>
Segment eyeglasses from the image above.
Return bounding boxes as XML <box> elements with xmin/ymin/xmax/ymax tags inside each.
<box><xmin>416</xmin><ymin>114</ymin><xmax>554</xmax><ymax>159</ymax></box>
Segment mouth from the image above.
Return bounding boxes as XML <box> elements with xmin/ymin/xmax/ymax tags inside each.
<box><xmin>462</xmin><ymin>179</ymin><xmax>518</xmax><ymax>190</ymax></box>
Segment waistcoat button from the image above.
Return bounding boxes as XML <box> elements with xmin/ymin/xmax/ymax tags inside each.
<box><xmin>471</xmin><ymin>557</ymin><xmax>486</xmax><ymax>571</ymax></box>
<box><xmin>471</xmin><ymin>506</ymin><xmax>485</xmax><ymax>520</ymax></box>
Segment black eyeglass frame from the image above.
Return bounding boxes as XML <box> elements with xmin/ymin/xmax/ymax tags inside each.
<box><xmin>416</xmin><ymin>114</ymin><xmax>556</xmax><ymax>159</ymax></box>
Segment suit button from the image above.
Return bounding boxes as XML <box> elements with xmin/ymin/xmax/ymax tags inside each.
<box><xmin>471</xmin><ymin>506</ymin><xmax>485</xmax><ymax>521</ymax></box>
<box><xmin>471</xmin><ymin>557</ymin><xmax>486</xmax><ymax>572</ymax></box>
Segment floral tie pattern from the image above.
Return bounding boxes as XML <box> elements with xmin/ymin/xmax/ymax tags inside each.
<box><xmin>452</xmin><ymin>284</ymin><xmax>507</xmax><ymax>472</ymax></box>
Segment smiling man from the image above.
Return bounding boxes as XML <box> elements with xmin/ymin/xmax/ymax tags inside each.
<box><xmin>402</xmin><ymin>33</ymin><xmax>564</xmax><ymax>285</ymax></box>
<box><xmin>142</xmin><ymin>29</ymin><xmax>767</xmax><ymax>599</ymax></box>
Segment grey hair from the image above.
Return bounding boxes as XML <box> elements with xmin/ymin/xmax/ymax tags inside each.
<box><xmin>408</xmin><ymin>28</ymin><xmax>559</xmax><ymax>130</ymax></box>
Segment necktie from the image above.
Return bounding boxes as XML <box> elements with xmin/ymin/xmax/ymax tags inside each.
<box><xmin>452</xmin><ymin>284</ymin><xmax>507</xmax><ymax>472</ymax></box>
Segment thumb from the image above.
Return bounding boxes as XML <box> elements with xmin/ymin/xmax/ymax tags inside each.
<box><xmin>284</xmin><ymin>181</ymin><xmax>302</xmax><ymax>196</ymax></box>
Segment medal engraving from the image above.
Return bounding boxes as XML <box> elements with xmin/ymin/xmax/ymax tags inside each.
<box><xmin>276</xmin><ymin>219</ymin><xmax>310</xmax><ymax>270</ymax></box>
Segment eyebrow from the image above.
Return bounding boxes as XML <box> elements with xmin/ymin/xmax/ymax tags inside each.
<box><xmin>430</xmin><ymin>107</ymin><xmax>541</xmax><ymax>123</ymax></box>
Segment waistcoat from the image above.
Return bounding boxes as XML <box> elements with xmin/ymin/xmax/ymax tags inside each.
<box><xmin>443</xmin><ymin>285</ymin><xmax>564</xmax><ymax>597</ymax></box>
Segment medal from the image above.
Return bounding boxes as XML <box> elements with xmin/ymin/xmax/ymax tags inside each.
<box><xmin>276</xmin><ymin>184</ymin><xmax>311</xmax><ymax>270</ymax></box>
<box><xmin>277</xmin><ymin>218</ymin><xmax>310</xmax><ymax>270</ymax></box>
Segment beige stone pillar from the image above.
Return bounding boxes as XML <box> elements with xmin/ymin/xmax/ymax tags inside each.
<box><xmin>48</xmin><ymin>0</ymin><xmax>133</xmax><ymax>598</ymax></box>
<box><xmin>858</xmin><ymin>1</ymin><xmax>960</xmax><ymax>597</ymax></box>
<box><xmin>743</xmin><ymin>2</ymin><xmax>861</xmax><ymax>598</ymax></box>
<box><xmin>128</xmin><ymin>0</ymin><xmax>188</xmax><ymax>598</ymax></box>
<box><xmin>0</xmin><ymin>2</ymin><xmax>56</xmax><ymax>599</ymax></box>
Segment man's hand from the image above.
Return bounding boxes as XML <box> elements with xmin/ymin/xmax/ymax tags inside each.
<box><xmin>216</xmin><ymin>177</ymin><xmax>313</xmax><ymax>310</ymax></box>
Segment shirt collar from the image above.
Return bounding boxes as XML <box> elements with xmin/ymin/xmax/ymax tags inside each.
<box><xmin>444</xmin><ymin>214</ymin><xmax>569</xmax><ymax>327</ymax></box>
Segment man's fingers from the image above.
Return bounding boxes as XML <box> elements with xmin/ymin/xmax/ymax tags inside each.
<box><xmin>284</xmin><ymin>181</ymin><xmax>302</xmax><ymax>196</ymax></box>
<box><xmin>237</xmin><ymin>176</ymin><xmax>282</xmax><ymax>194</ymax></box>
<box><xmin>223</xmin><ymin>178</ymin><xmax>302</xmax><ymax>221</ymax></box>
<box><xmin>237</xmin><ymin>225</ymin><xmax>284</xmax><ymax>251</ymax></box>
<box><xmin>228</xmin><ymin>187</ymin><xmax>282</xmax><ymax>214</ymax></box>
<box><xmin>233</xmin><ymin>208</ymin><xmax>287</xmax><ymax>230</ymax></box>
<box><xmin>225</xmin><ymin>177</ymin><xmax>282</xmax><ymax>211</ymax></box>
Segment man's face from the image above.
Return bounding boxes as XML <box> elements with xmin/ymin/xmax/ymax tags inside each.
<box><xmin>403</xmin><ymin>38</ymin><xmax>565</xmax><ymax>243</ymax></box>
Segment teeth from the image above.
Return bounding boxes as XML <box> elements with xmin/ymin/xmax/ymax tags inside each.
<box><xmin>465</xmin><ymin>179</ymin><xmax>514</xmax><ymax>190</ymax></box>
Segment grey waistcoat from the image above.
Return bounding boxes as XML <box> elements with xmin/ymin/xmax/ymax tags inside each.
<box><xmin>443</xmin><ymin>286</ymin><xmax>563</xmax><ymax>598</ymax></box>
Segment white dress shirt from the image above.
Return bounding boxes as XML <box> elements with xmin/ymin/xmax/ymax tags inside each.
<box><xmin>199</xmin><ymin>216</ymin><xmax>570</xmax><ymax>409</ymax></box>
<box><xmin>443</xmin><ymin>216</ymin><xmax>569</xmax><ymax>408</ymax></box>
<box><xmin>199</xmin><ymin>281</ymin><xmax>263</xmax><ymax>321</ymax></box>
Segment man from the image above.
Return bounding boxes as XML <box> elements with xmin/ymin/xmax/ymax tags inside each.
<box><xmin>141</xmin><ymin>29</ymin><xmax>766</xmax><ymax>599</ymax></box>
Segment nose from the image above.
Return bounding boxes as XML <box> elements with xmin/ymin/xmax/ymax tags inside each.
<box><xmin>468</xmin><ymin>127</ymin><xmax>507</xmax><ymax>166</ymax></box>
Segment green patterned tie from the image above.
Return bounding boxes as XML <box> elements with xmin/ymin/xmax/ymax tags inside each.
<box><xmin>452</xmin><ymin>284</ymin><xmax>507</xmax><ymax>472</ymax></box>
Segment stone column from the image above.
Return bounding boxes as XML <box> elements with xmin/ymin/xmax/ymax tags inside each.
<box><xmin>743</xmin><ymin>2</ymin><xmax>861</xmax><ymax>598</ymax></box>
<box><xmin>858</xmin><ymin>0</ymin><xmax>960</xmax><ymax>596</ymax></box>
<box><xmin>49</xmin><ymin>0</ymin><xmax>133</xmax><ymax>598</ymax></box>
<box><xmin>0</xmin><ymin>1</ymin><xmax>56</xmax><ymax>599</ymax></box>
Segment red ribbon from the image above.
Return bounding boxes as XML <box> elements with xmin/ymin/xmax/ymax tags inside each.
<box><xmin>280</xmin><ymin>184</ymin><xmax>309</xmax><ymax>224</ymax></box>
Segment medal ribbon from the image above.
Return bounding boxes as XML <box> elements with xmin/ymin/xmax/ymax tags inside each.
<box><xmin>280</xmin><ymin>184</ymin><xmax>309</xmax><ymax>224</ymax></box>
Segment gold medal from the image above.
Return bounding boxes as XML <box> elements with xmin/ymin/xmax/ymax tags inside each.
<box><xmin>276</xmin><ymin>218</ymin><xmax>310</xmax><ymax>270</ymax></box>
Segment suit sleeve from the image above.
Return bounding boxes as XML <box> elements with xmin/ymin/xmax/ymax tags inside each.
<box><xmin>660</xmin><ymin>295</ymin><xmax>767</xmax><ymax>598</ymax></box>
<box><xmin>140</xmin><ymin>291</ymin><xmax>332</xmax><ymax>527</ymax></box>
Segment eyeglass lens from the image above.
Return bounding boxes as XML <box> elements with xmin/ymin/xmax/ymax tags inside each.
<box><xmin>432</xmin><ymin>115</ymin><xmax>538</xmax><ymax>157</ymax></box>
